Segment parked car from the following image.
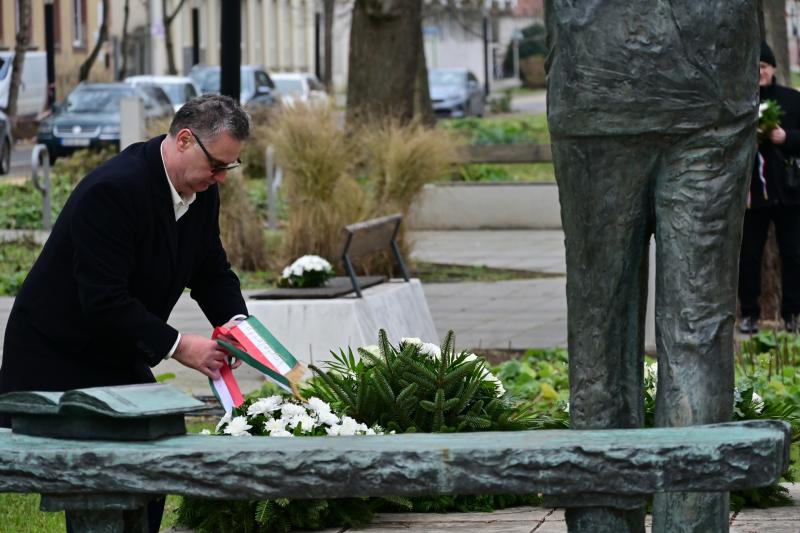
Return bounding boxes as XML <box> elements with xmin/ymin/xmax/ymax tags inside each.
<box><xmin>271</xmin><ymin>73</ymin><xmax>328</xmax><ymax>107</ymax></box>
<box><xmin>429</xmin><ymin>68</ymin><xmax>485</xmax><ymax>118</ymax></box>
<box><xmin>0</xmin><ymin>110</ymin><xmax>12</xmax><ymax>174</ymax></box>
<box><xmin>0</xmin><ymin>51</ymin><xmax>47</xmax><ymax>118</ymax></box>
<box><xmin>37</xmin><ymin>82</ymin><xmax>174</xmax><ymax>162</ymax></box>
<box><xmin>125</xmin><ymin>75</ymin><xmax>201</xmax><ymax>112</ymax></box>
<box><xmin>189</xmin><ymin>64</ymin><xmax>279</xmax><ymax>108</ymax></box>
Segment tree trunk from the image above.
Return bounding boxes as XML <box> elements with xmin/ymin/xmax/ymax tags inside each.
<box><xmin>346</xmin><ymin>0</ymin><xmax>432</xmax><ymax>125</ymax></box>
<box><xmin>7</xmin><ymin>0</ymin><xmax>32</xmax><ymax>119</ymax></box>
<box><xmin>163</xmin><ymin>0</ymin><xmax>189</xmax><ymax>76</ymax></box>
<box><xmin>79</xmin><ymin>0</ymin><xmax>109</xmax><ymax>82</ymax></box>
<box><xmin>762</xmin><ymin>0</ymin><xmax>790</xmax><ymax>84</ymax></box>
<box><xmin>118</xmin><ymin>0</ymin><xmax>131</xmax><ymax>80</ymax></box>
<box><xmin>323</xmin><ymin>0</ymin><xmax>335</xmax><ymax>92</ymax></box>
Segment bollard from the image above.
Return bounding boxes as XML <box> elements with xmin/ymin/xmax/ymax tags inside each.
<box><xmin>266</xmin><ymin>145</ymin><xmax>283</xmax><ymax>230</ymax></box>
<box><xmin>30</xmin><ymin>144</ymin><xmax>52</xmax><ymax>230</ymax></box>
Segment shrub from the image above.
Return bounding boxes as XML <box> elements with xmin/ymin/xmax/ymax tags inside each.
<box><xmin>218</xmin><ymin>171</ymin><xmax>270</xmax><ymax>271</ymax></box>
<box><xmin>266</xmin><ymin>104</ymin><xmax>364</xmax><ymax>263</ymax></box>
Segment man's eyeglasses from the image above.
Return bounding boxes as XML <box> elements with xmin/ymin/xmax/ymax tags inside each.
<box><xmin>189</xmin><ymin>130</ymin><xmax>241</xmax><ymax>172</ymax></box>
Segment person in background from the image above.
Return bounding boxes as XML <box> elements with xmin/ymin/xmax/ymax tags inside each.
<box><xmin>738</xmin><ymin>42</ymin><xmax>800</xmax><ymax>334</ymax></box>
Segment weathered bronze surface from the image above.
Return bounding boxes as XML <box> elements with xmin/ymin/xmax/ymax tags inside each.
<box><xmin>545</xmin><ymin>1</ymin><xmax>762</xmax><ymax>531</ymax></box>
<box><xmin>0</xmin><ymin>421</ymin><xmax>789</xmax><ymax>499</ymax></box>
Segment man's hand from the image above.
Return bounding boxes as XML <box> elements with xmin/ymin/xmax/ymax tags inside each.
<box><xmin>768</xmin><ymin>126</ymin><xmax>787</xmax><ymax>145</ymax></box>
<box><xmin>172</xmin><ymin>334</ymin><xmax>231</xmax><ymax>380</ymax></box>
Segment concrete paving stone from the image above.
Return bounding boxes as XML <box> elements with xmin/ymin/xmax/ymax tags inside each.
<box><xmin>730</xmin><ymin>522</ymin><xmax>800</xmax><ymax>533</ymax></box>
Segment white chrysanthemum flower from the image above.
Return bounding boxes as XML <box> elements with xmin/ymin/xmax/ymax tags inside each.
<box><xmin>215</xmin><ymin>411</ymin><xmax>232</xmax><ymax>433</ymax></box>
<box><xmin>264</xmin><ymin>417</ymin><xmax>288</xmax><ymax>434</ymax></box>
<box><xmin>563</xmin><ymin>401</ymin><xmax>570</xmax><ymax>413</ymax></box>
<box><xmin>361</xmin><ymin>345</ymin><xmax>380</xmax><ymax>357</ymax></box>
<box><xmin>400</xmin><ymin>337</ymin><xmax>422</xmax><ymax>346</ymax></box>
<box><xmin>281</xmin><ymin>255</ymin><xmax>333</xmax><ymax>280</ymax></box>
<box><xmin>325</xmin><ymin>425</ymin><xmax>341</xmax><ymax>436</ymax></box>
<box><xmin>269</xmin><ymin>429</ymin><xmax>293</xmax><ymax>437</ymax></box>
<box><xmin>223</xmin><ymin>416</ymin><xmax>252</xmax><ymax>437</ymax></box>
<box><xmin>759</xmin><ymin>102</ymin><xmax>768</xmax><ymax>118</ymax></box>
<box><xmin>484</xmin><ymin>372</ymin><xmax>506</xmax><ymax>397</ymax></box>
<box><xmin>339</xmin><ymin>416</ymin><xmax>360</xmax><ymax>436</ymax></box>
<box><xmin>419</xmin><ymin>342</ymin><xmax>441</xmax><ymax>358</ymax></box>
<box><xmin>306</xmin><ymin>397</ymin><xmax>332</xmax><ymax>414</ymax></box>
<box><xmin>317</xmin><ymin>410</ymin><xmax>340</xmax><ymax>426</ymax></box>
<box><xmin>752</xmin><ymin>392</ymin><xmax>765</xmax><ymax>414</ymax></box>
<box><xmin>247</xmin><ymin>395</ymin><xmax>283</xmax><ymax>417</ymax></box>
<box><xmin>286</xmin><ymin>413</ymin><xmax>317</xmax><ymax>433</ymax></box>
<box><xmin>199</xmin><ymin>429</ymin><xmax>212</xmax><ymax>436</ymax></box>
<box><xmin>733</xmin><ymin>387</ymin><xmax>742</xmax><ymax>406</ymax></box>
<box><xmin>280</xmin><ymin>402</ymin><xmax>307</xmax><ymax>419</ymax></box>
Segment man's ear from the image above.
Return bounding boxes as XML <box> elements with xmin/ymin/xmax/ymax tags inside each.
<box><xmin>176</xmin><ymin>129</ymin><xmax>193</xmax><ymax>152</ymax></box>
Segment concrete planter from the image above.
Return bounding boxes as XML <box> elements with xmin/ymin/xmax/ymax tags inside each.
<box><xmin>408</xmin><ymin>182</ymin><xmax>561</xmax><ymax>230</ymax></box>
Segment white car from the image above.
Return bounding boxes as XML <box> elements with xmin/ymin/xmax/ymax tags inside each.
<box><xmin>124</xmin><ymin>75</ymin><xmax>201</xmax><ymax>113</ymax></box>
<box><xmin>271</xmin><ymin>73</ymin><xmax>328</xmax><ymax>107</ymax></box>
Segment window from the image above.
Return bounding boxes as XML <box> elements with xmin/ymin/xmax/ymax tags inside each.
<box><xmin>72</xmin><ymin>0</ymin><xmax>87</xmax><ymax>48</ymax></box>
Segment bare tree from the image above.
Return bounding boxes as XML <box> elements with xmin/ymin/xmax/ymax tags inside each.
<box><xmin>323</xmin><ymin>0</ymin><xmax>335</xmax><ymax>92</ymax></box>
<box><xmin>346</xmin><ymin>0</ymin><xmax>433</xmax><ymax>125</ymax></box>
<box><xmin>163</xmin><ymin>0</ymin><xmax>190</xmax><ymax>75</ymax></box>
<box><xmin>118</xmin><ymin>0</ymin><xmax>132</xmax><ymax>80</ymax></box>
<box><xmin>7</xmin><ymin>0</ymin><xmax>32</xmax><ymax>119</ymax></box>
<box><xmin>761</xmin><ymin>0</ymin><xmax>791</xmax><ymax>84</ymax></box>
<box><xmin>79</xmin><ymin>0</ymin><xmax>109</xmax><ymax>81</ymax></box>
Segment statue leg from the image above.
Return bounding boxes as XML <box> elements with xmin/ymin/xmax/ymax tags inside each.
<box><xmin>552</xmin><ymin>134</ymin><xmax>652</xmax><ymax>533</ymax></box>
<box><xmin>651</xmin><ymin>118</ymin><xmax>755</xmax><ymax>533</ymax></box>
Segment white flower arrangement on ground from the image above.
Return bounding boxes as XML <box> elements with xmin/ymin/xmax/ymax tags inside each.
<box><xmin>397</xmin><ymin>337</ymin><xmax>505</xmax><ymax>397</ymax></box>
<box><xmin>212</xmin><ymin>395</ymin><xmax>384</xmax><ymax>437</ymax></box>
<box><xmin>280</xmin><ymin>255</ymin><xmax>334</xmax><ymax>288</ymax></box>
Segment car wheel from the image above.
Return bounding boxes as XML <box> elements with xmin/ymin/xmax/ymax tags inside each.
<box><xmin>0</xmin><ymin>138</ymin><xmax>10</xmax><ymax>175</ymax></box>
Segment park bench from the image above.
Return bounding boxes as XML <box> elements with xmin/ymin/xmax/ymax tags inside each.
<box><xmin>252</xmin><ymin>213</ymin><xmax>410</xmax><ymax>300</ymax></box>
<box><xmin>0</xmin><ymin>384</ymin><xmax>792</xmax><ymax>532</ymax></box>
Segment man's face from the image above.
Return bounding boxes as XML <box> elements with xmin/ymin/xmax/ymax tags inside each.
<box><xmin>759</xmin><ymin>61</ymin><xmax>776</xmax><ymax>87</ymax></box>
<box><xmin>175</xmin><ymin>128</ymin><xmax>243</xmax><ymax>194</ymax></box>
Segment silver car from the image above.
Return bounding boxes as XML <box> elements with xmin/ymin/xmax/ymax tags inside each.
<box><xmin>429</xmin><ymin>68</ymin><xmax>485</xmax><ymax>118</ymax></box>
<box><xmin>0</xmin><ymin>110</ymin><xmax>12</xmax><ymax>175</ymax></box>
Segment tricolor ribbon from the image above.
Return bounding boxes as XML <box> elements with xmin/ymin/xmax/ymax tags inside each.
<box><xmin>208</xmin><ymin>316</ymin><xmax>306</xmax><ymax>413</ymax></box>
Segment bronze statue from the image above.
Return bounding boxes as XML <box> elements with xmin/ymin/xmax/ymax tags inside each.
<box><xmin>545</xmin><ymin>1</ymin><xmax>760</xmax><ymax>531</ymax></box>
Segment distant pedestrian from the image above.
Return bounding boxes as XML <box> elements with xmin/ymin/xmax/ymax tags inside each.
<box><xmin>738</xmin><ymin>42</ymin><xmax>800</xmax><ymax>334</ymax></box>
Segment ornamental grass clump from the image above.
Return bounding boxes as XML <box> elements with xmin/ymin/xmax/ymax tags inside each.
<box><xmin>267</xmin><ymin>104</ymin><xmax>364</xmax><ymax>262</ymax></box>
<box><xmin>306</xmin><ymin>330</ymin><xmax>538</xmax><ymax>433</ymax></box>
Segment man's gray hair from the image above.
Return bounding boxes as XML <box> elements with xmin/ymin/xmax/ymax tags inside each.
<box><xmin>169</xmin><ymin>93</ymin><xmax>251</xmax><ymax>141</ymax></box>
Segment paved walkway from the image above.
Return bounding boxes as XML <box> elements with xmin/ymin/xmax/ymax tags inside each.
<box><xmin>165</xmin><ymin>485</ymin><xmax>800</xmax><ymax>533</ymax></box>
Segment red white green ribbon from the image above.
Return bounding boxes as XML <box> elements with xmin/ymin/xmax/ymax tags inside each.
<box><xmin>209</xmin><ymin>316</ymin><xmax>305</xmax><ymax>411</ymax></box>
<box><xmin>209</xmin><ymin>361</ymin><xmax>244</xmax><ymax>414</ymax></box>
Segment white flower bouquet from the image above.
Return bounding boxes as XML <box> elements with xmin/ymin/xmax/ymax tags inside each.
<box><xmin>279</xmin><ymin>255</ymin><xmax>334</xmax><ymax>288</ymax></box>
<box><xmin>212</xmin><ymin>394</ymin><xmax>383</xmax><ymax>437</ymax></box>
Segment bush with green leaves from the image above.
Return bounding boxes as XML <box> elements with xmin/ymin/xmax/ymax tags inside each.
<box><xmin>440</xmin><ymin>115</ymin><xmax>550</xmax><ymax>145</ymax></box>
<box><xmin>306</xmin><ymin>330</ymin><xmax>539</xmax><ymax>433</ymax></box>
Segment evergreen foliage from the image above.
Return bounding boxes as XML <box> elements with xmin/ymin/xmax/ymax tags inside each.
<box><xmin>305</xmin><ymin>330</ymin><xmax>540</xmax><ymax>433</ymax></box>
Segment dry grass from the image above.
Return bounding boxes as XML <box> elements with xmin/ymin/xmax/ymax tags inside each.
<box><xmin>218</xmin><ymin>171</ymin><xmax>270</xmax><ymax>271</ymax></box>
<box><xmin>359</xmin><ymin>119</ymin><xmax>457</xmax><ymax>215</ymax></box>
<box><xmin>357</xmin><ymin>119</ymin><xmax>458</xmax><ymax>275</ymax></box>
<box><xmin>266</xmin><ymin>104</ymin><xmax>364</xmax><ymax>264</ymax></box>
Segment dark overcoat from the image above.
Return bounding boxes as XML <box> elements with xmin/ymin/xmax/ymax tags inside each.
<box><xmin>0</xmin><ymin>135</ymin><xmax>247</xmax><ymax>424</ymax></box>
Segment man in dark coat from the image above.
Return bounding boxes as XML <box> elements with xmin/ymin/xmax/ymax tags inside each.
<box><xmin>738</xmin><ymin>42</ymin><xmax>800</xmax><ymax>334</ymax></box>
<box><xmin>546</xmin><ymin>1</ymin><xmax>758</xmax><ymax>531</ymax></box>
<box><xmin>0</xmin><ymin>94</ymin><xmax>251</xmax><ymax>532</ymax></box>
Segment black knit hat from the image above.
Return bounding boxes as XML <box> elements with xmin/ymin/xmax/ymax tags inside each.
<box><xmin>761</xmin><ymin>41</ymin><xmax>777</xmax><ymax>67</ymax></box>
